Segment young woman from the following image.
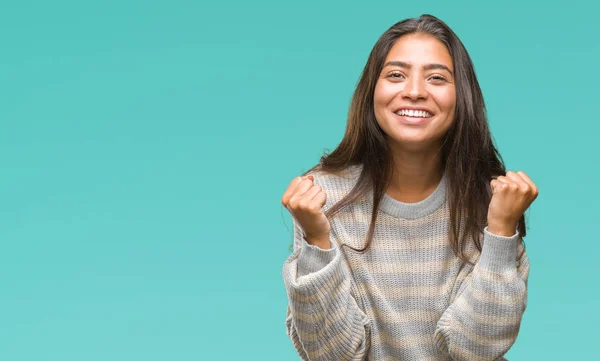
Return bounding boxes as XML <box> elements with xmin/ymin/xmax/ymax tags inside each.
<box><xmin>280</xmin><ymin>14</ymin><xmax>538</xmax><ymax>361</ymax></box>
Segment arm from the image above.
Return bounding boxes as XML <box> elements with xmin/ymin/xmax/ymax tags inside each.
<box><xmin>282</xmin><ymin>218</ymin><xmax>371</xmax><ymax>361</ymax></box>
<box><xmin>434</xmin><ymin>227</ymin><xmax>530</xmax><ymax>361</ymax></box>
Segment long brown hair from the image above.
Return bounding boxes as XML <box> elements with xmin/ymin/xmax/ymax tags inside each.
<box><xmin>296</xmin><ymin>14</ymin><xmax>525</xmax><ymax>264</ymax></box>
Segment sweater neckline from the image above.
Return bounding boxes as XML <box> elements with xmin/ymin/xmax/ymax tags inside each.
<box><xmin>379</xmin><ymin>170</ymin><xmax>448</xmax><ymax>219</ymax></box>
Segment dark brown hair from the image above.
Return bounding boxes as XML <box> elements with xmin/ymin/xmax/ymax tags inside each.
<box><xmin>295</xmin><ymin>14</ymin><xmax>525</xmax><ymax>264</ymax></box>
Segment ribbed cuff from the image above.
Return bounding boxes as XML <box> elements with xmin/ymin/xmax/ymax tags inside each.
<box><xmin>478</xmin><ymin>226</ymin><xmax>519</xmax><ymax>273</ymax></box>
<box><xmin>434</xmin><ymin>308</ymin><xmax>453</xmax><ymax>354</ymax></box>
<box><xmin>297</xmin><ymin>237</ymin><xmax>338</xmax><ymax>277</ymax></box>
<box><xmin>282</xmin><ymin>238</ymin><xmax>346</xmax><ymax>305</ymax></box>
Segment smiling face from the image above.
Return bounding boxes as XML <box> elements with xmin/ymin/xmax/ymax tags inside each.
<box><xmin>373</xmin><ymin>33</ymin><xmax>456</xmax><ymax>152</ymax></box>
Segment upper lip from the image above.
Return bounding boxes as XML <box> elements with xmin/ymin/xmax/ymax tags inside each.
<box><xmin>393</xmin><ymin>106</ymin><xmax>435</xmax><ymax>115</ymax></box>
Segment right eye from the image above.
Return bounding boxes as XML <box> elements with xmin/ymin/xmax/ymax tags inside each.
<box><xmin>387</xmin><ymin>72</ymin><xmax>405</xmax><ymax>79</ymax></box>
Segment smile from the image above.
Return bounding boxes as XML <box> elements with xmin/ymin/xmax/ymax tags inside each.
<box><xmin>393</xmin><ymin>110</ymin><xmax>434</xmax><ymax>126</ymax></box>
<box><xmin>394</xmin><ymin>109</ymin><xmax>433</xmax><ymax>118</ymax></box>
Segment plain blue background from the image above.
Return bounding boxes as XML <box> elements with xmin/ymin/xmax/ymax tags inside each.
<box><xmin>1</xmin><ymin>0</ymin><xmax>598</xmax><ymax>359</ymax></box>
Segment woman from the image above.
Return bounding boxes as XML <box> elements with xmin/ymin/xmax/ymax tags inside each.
<box><xmin>280</xmin><ymin>14</ymin><xmax>538</xmax><ymax>361</ymax></box>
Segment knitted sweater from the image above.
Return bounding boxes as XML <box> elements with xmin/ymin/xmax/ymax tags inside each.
<box><xmin>282</xmin><ymin>164</ymin><xmax>529</xmax><ymax>361</ymax></box>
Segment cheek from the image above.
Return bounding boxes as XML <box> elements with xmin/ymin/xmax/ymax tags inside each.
<box><xmin>373</xmin><ymin>84</ymin><xmax>384</xmax><ymax>105</ymax></box>
<box><xmin>434</xmin><ymin>90</ymin><xmax>456</xmax><ymax>113</ymax></box>
<box><xmin>374</xmin><ymin>83</ymin><xmax>397</xmax><ymax>108</ymax></box>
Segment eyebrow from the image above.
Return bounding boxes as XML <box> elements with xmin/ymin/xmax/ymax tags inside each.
<box><xmin>383</xmin><ymin>60</ymin><xmax>453</xmax><ymax>76</ymax></box>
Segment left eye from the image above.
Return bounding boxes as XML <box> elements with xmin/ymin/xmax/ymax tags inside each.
<box><xmin>430</xmin><ymin>75</ymin><xmax>446</xmax><ymax>81</ymax></box>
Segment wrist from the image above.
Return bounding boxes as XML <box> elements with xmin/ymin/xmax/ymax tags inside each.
<box><xmin>305</xmin><ymin>236</ymin><xmax>331</xmax><ymax>250</ymax></box>
<box><xmin>480</xmin><ymin>228</ymin><xmax>519</xmax><ymax>272</ymax></box>
<box><xmin>487</xmin><ymin>222</ymin><xmax>517</xmax><ymax>237</ymax></box>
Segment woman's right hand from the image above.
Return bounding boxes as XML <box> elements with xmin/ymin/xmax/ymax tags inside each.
<box><xmin>281</xmin><ymin>175</ymin><xmax>331</xmax><ymax>249</ymax></box>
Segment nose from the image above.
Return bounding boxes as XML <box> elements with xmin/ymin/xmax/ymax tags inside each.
<box><xmin>401</xmin><ymin>76</ymin><xmax>427</xmax><ymax>100</ymax></box>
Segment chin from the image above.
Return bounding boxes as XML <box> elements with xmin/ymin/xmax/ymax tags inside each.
<box><xmin>387</xmin><ymin>131</ymin><xmax>440</xmax><ymax>149</ymax></box>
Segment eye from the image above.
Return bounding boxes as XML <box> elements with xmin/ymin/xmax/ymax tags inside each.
<box><xmin>429</xmin><ymin>74</ymin><xmax>448</xmax><ymax>82</ymax></box>
<box><xmin>386</xmin><ymin>71</ymin><xmax>405</xmax><ymax>80</ymax></box>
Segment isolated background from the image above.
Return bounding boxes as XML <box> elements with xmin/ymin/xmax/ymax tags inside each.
<box><xmin>1</xmin><ymin>0</ymin><xmax>598</xmax><ymax>360</ymax></box>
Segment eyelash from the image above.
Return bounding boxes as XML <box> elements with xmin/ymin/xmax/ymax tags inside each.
<box><xmin>387</xmin><ymin>72</ymin><xmax>447</xmax><ymax>82</ymax></box>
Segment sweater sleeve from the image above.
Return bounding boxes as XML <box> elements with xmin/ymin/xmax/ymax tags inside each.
<box><xmin>282</xmin><ymin>217</ymin><xmax>371</xmax><ymax>361</ymax></box>
<box><xmin>434</xmin><ymin>226</ymin><xmax>530</xmax><ymax>361</ymax></box>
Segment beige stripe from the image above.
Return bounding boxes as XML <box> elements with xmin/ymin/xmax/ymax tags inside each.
<box><xmin>357</xmin><ymin>276</ymin><xmax>454</xmax><ymax>300</ymax></box>
<box><xmin>332</xmin><ymin>205</ymin><xmax>448</xmax><ymax>226</ymax></box>
<box><xmin>370</xmin><ymin>306</ymin><xmax>441</xmax><ymax>324</ymax></box>
<box><xmin>447</xmin><ymin>340</ymin><xmax>509</xmax><ymax>361</ymax></box>
<box><xmin>452</xmin><ymin>295</ymin><xmax>524</xmax><ymax>326</ymax></box>
<box><xmin>370</xmin><ymin>238</ymin><xmax>453</xmax><ymax>251</ymax></box>
<box><xmin>377</xmin><ymin>355</ymin><xmax>446</xmax><ymax>361</ymax></box>
<box><xmin>443</xmin><ymin>314</ymin><xmax>519</xmax><ymax>347</ymax></box>
<box><xmin>470</xmin><ymin>287</ymin><xmax>526</xmax><ymax>305</ymax></box>
<box><xmin>369</xmin><ymin>332</ymin><xmax>435</xmax><ymax>349</ymax></box>
<box><xmin>473</xmin><ymin>265</ymin><xmax>520</xmax><ymax>282</ymax></box>
<box><xmin>349</xmin><ymin>258</ymin><xmax>461</xmax><ymax>275</ymax></box>
<box><xmin>333</xmin><ymin>216</ymin><xmax>450</xmax><ymax>234</ymax></box>
<box><xmin>288</xmin><ymin>306</ymin><xmax>315</xmax><ymax>325</ymax></box>
<box><xmin>289</xmin><ymin>269</ymin><xmax>350</xmax><ymax>304</ymax></box>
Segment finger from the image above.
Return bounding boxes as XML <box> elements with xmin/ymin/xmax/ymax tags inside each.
<box><xmin>299</xmin><ymin>186</ymin><xmax>327</xmax><ymax>213</ymax></box>
<box><xmin>491</xmin><ymin>179</ymin><xmax>505</xmax><ymax>193</ymax></box>
<box><xmin>281</xmin><ymin>177</ymin><xmax>303</xmax><ymax>206</ymax></box>
<box><xmin>516</xmin><ymin>170</ymin><xmax>538</xmax><ymax>195</ymax></box>
<box><xmin>492</xmin><ymin>176</ymin><xmax>510</xmax><ymax>189</ymax></box>
<box><xmin>495</xmin><ymin>176</ymin><xmax>509</xmax><ymax>183</ymax></box>
<box><xmin>281</xmin><ymin>175</ymin><xmax>313</xmax><ymax>206</ymax></box>
<box><xmin>499</xmin><ymin>174</ymin><xmax>522</xmax><ymax>193</ymax></box>
<box><xmin>288</xmin><ymin>178</ymin><xmax>317</xmax><ymax>207</ymax></box>
<box><xmin>312</xmin><ymin>191</ymin><xmax>327</xmax><ymax>212</ymax></box>
<box><xmin>300</xmin><ymin>183</ymin><xmax>323</xmax><ymax>205</ymax></box>
<box><xmin>505</xmin><ymin>171</ymin><xmax>530</xmax><ymax>192</ymax></box>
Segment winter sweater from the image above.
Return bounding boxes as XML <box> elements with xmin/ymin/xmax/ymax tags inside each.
<box><xmin>282</xmin><ymin>164</ymin><xmax>529</xmax><ymax>361</ymax></box>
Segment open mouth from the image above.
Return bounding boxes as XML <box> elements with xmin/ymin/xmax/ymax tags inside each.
<box><xmin>393</xmin><ymin>108</ymin><xmax>434</xmax><ymax>125</ymax></box>
<box><xmin>394</xmin><ymin>109</ymin><xmax>433</xmax><ymax>118</ymax></box>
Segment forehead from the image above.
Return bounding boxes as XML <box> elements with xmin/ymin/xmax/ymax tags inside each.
<box><xmin>385</xmin><ymin>33</ymin><xmax>453</xmax><ymax>69</ymax></box>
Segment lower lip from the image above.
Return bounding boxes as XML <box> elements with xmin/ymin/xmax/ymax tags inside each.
<box><xmin>393</xmin><ymin>113</ymin><xmax>433</xmax><ymax>126</ymax></box>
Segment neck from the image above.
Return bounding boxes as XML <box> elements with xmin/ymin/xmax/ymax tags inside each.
<box><xmin>386</xmin><ymin>145</ymin><xmax>444</xmax><ymax>203</ymax></box>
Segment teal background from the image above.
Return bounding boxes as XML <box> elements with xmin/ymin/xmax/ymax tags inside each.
<box><xmin>1</xmin><ymin>0</ymin><xmax>598</xmax><ymax>359</ymax></box>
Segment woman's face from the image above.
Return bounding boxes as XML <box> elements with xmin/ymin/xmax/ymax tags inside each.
<box><xmin>373</xmin><ymin>33</ymin><xmax>456</xmax><ymax>152</ymax></box>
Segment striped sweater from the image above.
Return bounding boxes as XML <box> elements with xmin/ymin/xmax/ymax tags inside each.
<box><xmin>282</xmin><ymin>164</ymin><xmax>529</xmax><ymax>361</ymax></box>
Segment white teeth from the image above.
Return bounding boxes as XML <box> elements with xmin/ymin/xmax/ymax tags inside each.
<box><xmin>395</xmin><ymin>109</ymin><xmax>432</xmax><ymax>118</ymax></box>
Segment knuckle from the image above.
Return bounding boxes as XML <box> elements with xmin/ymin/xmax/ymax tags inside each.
<box><xmin>298</xmin><ymin>198</ymin><xmax>310</xmax><ymax>209</ymax></box>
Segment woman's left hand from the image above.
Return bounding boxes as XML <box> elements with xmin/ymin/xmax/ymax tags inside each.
<box><xmin>487</xmin><ymin>170</ymin><xmax>539</xmax><ymax>236</ymax></box>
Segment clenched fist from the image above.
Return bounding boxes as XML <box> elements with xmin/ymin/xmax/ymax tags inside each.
<box><xmin>281</xmin><ymin>175</ymin><xmax>332</xmax><ymax>249</ymax></box>
<box><xmin>488</xmin><ymin>170</ymin><xmax>539</xmax><ymax>236</ymax></box>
